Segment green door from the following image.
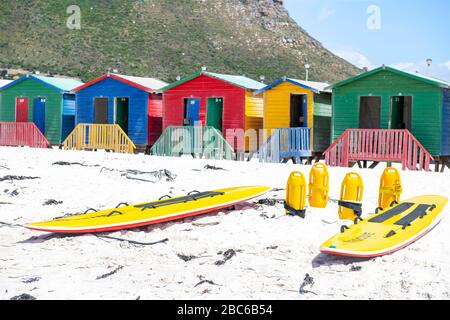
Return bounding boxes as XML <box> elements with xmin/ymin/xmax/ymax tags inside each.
<box><xmin>116</xmin><ymin>97</ymin><xmax>129</xmax><ymax>134</ymax></box>
<box><xmin>207</xmin><ymin>98</ymin><xmax>223</xmax><ymax>131</ymax></box>
<box><xmin>391</xmin><ymin>96</ymin><xmax>403</xmax><ymax>129</ymax></box>
<box><xmin>390</xmin><ymin>96</ymin><xmax>412</xmax><ymax>130</ymax></box>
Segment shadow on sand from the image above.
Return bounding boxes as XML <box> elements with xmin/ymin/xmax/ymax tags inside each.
<box><xmin>312</xmin><ymin>252</ymin><xmax>372</xmax><ymax>268</ymax></box>
<box><xmin>18</xmin><ymin>233</ymin><xmax>82</xmax><ymax>244</ymax></box>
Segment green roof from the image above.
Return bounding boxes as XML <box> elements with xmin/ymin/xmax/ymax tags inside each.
<box><xmin>32</xmin><ymin>75</ymin><xmax>83</xmax><ymax>92</ymax></box>
<box><xmin>328</xmin><ymin>66</ymin><xmax>450</xmax><ymax>90</ymax></box>
<box><xmin>161</xmin><ymin>71</ymin><xmax>265</xmax><ymax>92</ymax></box>
<box><xmin>206</xmin><ymin>72</ymin><xmax>266</xmax><ymax>90</ymax></box>
<box><xmin>0</xmin><ymin>74</ymin><xmax>83</xmax><ymax>93</ymax></box>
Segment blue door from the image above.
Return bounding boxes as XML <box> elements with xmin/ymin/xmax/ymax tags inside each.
<box><xmin>302</xmin><ymin>95</ymin><xmax>308</xmax><ymax>127</ymax></box>
<box><xmin>33</xmin><ymin>97</ymin><xmax>46</xmax><ymax>134</ymax></box>
<box><xmin>184</xmin><ymin>98</ymin><xmax>200</xmax><ymax>126</ymax></box>
<box><xmin>62</xmin><ymin>94</ymin><xmax>76</xmax><ymax>141</ymax></box>
<box><xmin>290</xmin><ymin>94</ymin><xmax>308</xmax><ymax>127</ymax></box>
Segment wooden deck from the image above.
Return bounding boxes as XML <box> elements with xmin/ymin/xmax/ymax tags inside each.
<box><xmin>0</xmin><ymin>122</ymin><xmax>50</xmax><ymax>148</ymax></box>
<box><xmin>259</xmin><ymin>128</ymin><xmax>311</xmax><ymax>163</ymax></box>
<box><xmin>150</xmin><ymin>126</ymin><xmax>234</xmax><ymax>160</ymax></box>
<box><xmin>62</xmin><ymin>124</ymin><xmax>136</xmax><ymax>154</ymax></box>
<box><xmin>324</xmin><ymin>129</ymin><xmax>433</xmax><ymax>171</ymax></box>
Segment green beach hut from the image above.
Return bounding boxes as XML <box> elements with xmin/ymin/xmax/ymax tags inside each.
<box><xmin>329</xmin><ymin>66</ymin><xmax>450</xmax><ymax>160</ymax></box>
<box><xmin>0</xmin><ymin>74</ymin><xmax>83</xmax><ymax>145</ymax></box>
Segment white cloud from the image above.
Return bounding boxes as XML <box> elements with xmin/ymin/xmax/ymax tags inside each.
<box><xmin>441</xmin><ymin>61</ymin><xmax>450</xmax><ymax>72</ymax></box>
<box><xmin>331</xmin><ymin>48</ymin><xmax>450</xmax><ymax>82</ymax></box>
<box><xmin>319</xmin><ymin>6</ymin><xmax>334</xmax><ymax>22</ymax></box>
<box><xmin>390</xmin><ymin>62</ymin><xmax>417</xmax><ymax>73</ymax></box>
<box><xmin>390</xmin><ymin>61</ymin><xmax>450</xmax><ymax>82</ymax></box>
<box><xmin>391</xmin><ymin>62</ymin><xmax>417</xmax><ymax>72</ymax></box>
<box><xmin>333</xmin><ymin>49</ymin><xmax>374</xmax><ymax>69</ymax></box>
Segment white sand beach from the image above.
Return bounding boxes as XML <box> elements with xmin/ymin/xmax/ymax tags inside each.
<box><xmin>1</xmin><ymin>147</ymin><xmax>449</xmax><ymax>300</ymax></box>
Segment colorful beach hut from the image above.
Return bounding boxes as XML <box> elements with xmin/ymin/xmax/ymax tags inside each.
<box><xmin>159</xmin><ymin>71</ymin><xmax>265</xmax><ymax>152</ymax></box>
<box><xmin>325</xmin><ymin>66</ymin><xmax>450</xmax><ymax>171</ymax></box>
<box><xmin>73</xmin><ymin>73</ymin><xmax>168</xmax><ymax>149</ymax></box>
<box><xmin>0</xmin><ymin>79</ymin><xmax>13</xmax><ymax>115</ymax></box>
<box><xmin>0</xmin><ymin>74</ymin><xmax>83</xmax><ymax>144</ymax></box>
<box><xmin>256</xmin><ymin>78</ymin><xmax>332</xmax><ymax>159</ymax></box>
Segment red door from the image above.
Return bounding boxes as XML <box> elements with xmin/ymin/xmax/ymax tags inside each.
<box><xmin>16</xmin><ymin>97</ymin><xmax>29</xmax><ymax>122</ymax></box>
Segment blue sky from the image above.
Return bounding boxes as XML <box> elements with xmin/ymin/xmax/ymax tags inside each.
<box><xmin>284</xmin><ymin>0</ymin><xmax>450</xmax><ymax>81</ymax></box>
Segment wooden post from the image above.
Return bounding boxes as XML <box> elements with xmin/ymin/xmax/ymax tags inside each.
<box><xmin>343</xmin><ymin>130</ymin><xmax>350</xmax><ymax>167</ymax></box>
<box><xmin>402</xmin><ymin>131</ymin><xmax>408</xmax><ymax>170</ymax></box>
<box><xmin>435</xmin><ymin>158</ymin><xmax>440</xmax><ymax>172</ymax></box>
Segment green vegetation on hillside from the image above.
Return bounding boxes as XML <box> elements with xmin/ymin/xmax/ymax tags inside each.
<box><xmin>0</xmin><ymin>0</ymin><xmax>360</xmax><ymax>82</ymax></box>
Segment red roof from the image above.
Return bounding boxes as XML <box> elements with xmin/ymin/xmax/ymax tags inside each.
<box><xmin>72</xmin><ymin>74</ymin><xmax>168</xmax><ymax>93</ymax></box>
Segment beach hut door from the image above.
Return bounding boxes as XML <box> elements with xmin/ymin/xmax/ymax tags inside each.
<box><xmin>33</xmin><ymin>97</ymin><xmax>46</xmax><ymax>134</ymax></box>
<box><xmin>94</xmin><ymin>97</ymin><xmax>109</xmax><ymax>124</ymax></box>
<box><xmin>184</xmin><ymin>98</ymin><xmax>200</xmax><ymax>126</ymax></box>
<box><xmin>360</xmin><ymin>97</ymin><xmax>381</xmax><ymax>129</ymax></box>
<box><xmin>62</xmin><ymin>94</ymin><xmax>76</xmax><ymax>141</ymax></box>
<box><xmin>115</xmin><ymin>97</ymin><xmax>129</xmax><ymax>134</ymax></box>
<box><xmin>290</xmin><ymin>94</ymin><xmax>308</xmax><ymax>127</ymax></box>
<box><xmin>206</xmin><ymin>98</ymin><xmax>223</xmax><ymax>131</ymax></box>
<box><xmin>15</xmin><ymin>97</ymin><xmax>29</xmax><ymax>122</ymax></box>
<box><xmin>390</xmin><ymin>96</ymin><xmax>412</xmax><ymax>130</ymax></box>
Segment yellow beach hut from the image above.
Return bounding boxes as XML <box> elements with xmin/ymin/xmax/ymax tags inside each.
<box><xmin>256</xmin><ymin>78</ymin><xmax>332</xmax><ymax>163</ymax></box>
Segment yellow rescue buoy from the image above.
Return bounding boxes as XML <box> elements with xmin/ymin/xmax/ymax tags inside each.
<box><xmin>308</xmin><ymin>163</ymin><xmax>330</xmax><ymax>208</ymax></box>
<box><xmin>378</xmin><ymin>167</ymin><xmax>402</xmax><ymax>210</ymax></box>
<box><xmin>285</xmin><ymin>171</ymin><xmax>307</xmax><ymax>218</ymax></box>
<box><xmin>339</xmin><ymin>172</ymin><xmax>364</xmax><ymax>220</ymax></box>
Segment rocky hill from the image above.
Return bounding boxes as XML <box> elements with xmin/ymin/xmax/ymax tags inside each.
<box><xmin>0</xmin><ymin>0</ymin><xmax>360</xmax><ymax>82</ymax></box>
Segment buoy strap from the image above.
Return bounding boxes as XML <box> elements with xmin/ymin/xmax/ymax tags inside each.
<box><xmin>380</xmin><ymin>186</ymin><xmax>402</xmax><ymax>194</ymax></box>
<box><xmin>284</xmin><ymin>203</ymin><xmax>306</xmax><ymax>219</ymax></box>
<box><xmin>338</xmin><ymin>200</ymin><xmax>363</xmax><ymax>217</ymax></box>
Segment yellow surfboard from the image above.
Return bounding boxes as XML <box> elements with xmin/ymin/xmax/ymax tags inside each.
<box><xmin>321</xmin><ymin>195</ymin><xmax>448</xmax><ymax>258</ymax></box>
<box><xmin>26</xmin><ymin>186</ymin><xmax>271</xmax><ymax>234</ymax></box>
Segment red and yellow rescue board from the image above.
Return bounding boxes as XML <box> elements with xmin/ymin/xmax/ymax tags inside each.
<box><xmin>321</xmin><ymin>195</ymin><xmax>448</xmax><ymax>258</ymax></box>
<box><xmin>26</xmin><ymin>186</ymin><xmax>271</xmax><ymax>234</ymax></box>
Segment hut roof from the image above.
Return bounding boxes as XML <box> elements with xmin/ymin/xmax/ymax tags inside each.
<box><xmin>327</xmin><ymin>66</ymin><xmax>450</xmax><ymax>90</ymax></box>
<box><xmin>290</xmin><ymin>79</ymin><xmax>331</xmax><ymax>93</ymax></box>
<box><xmin>0</xmin><ymin>79</ymin><xmax>13</xmax><ymax>89</ymax></box>
<box><xmin>161</xmin><ymin>71</ymin><xmax>266</xmax><ymax>92</ymax></box>
<box><xmin>0</xmin><ymin>75</ymin><xmax>83</xmax><ymax>93</ymax></box>
<box><xmin>255</xmin><ymin>78</ymin><xmax>332</xmax><ymax>95</ymax></box>
<box><xmin>72</xmin><ymin>74</ymin><xmax>168</xmax><ymax>93</ymax></box>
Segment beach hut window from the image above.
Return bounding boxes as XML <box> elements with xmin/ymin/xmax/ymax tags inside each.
<box><xmin>115</xmin><ymin>97</ymin><xmax>129</xmax><ymax>134</ymax></box>
<box><xmin>290</xmin><ymin>94</ymin><xmax>308</xmax><ymax>128</ymax></box>
<box><xmin>390</xmin><ymin>96</ymin><xmax>412</xmax><ymax>130</ymax></box>
<box><xmin>94</xmin><ymin>97</ymin><xmax>109</xmax><ymax>124</ymax></box>
<box><xmin>15</xmin><ymin>97</ymin><xmax>29</xmax><ymax>122</ymax></box>
<box><xmin>359</xmin><ymin>96</ymin><xmax>381</xmax><ymax>129</ymax></box>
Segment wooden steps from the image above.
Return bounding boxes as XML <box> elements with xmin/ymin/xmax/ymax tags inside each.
<box><xmin>150</xmin><ymin>126</ymin><xmax>234</xmax><ymax>160</ymax></box>
<box><xmin>259</xmin><ymin>128</ymin><xmax>311</xmax><ymax>163</ymax></box>
<box><xmin>324</xmin><ymin>129</ymin><xmax>433</xmax><ymax>171</ymax></box>
<box><xmin>0</xmin><ymin>122</ymin><xmax>50</xmax><ymax>148</ymax></box>
<box><xmin>62</xmin><ymin>124</ymin><xmax>136</xmax><ymax>154</ymax></box>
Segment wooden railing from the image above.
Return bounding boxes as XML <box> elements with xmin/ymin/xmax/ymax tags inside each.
<box><xmin>63</xmin><ymin>124</ymin><xmax>136</xmax><ymax>154</ymax></box>
<box><xmin>259</xmin><ymin>128</ymin><xmax>311</xmax><ymax>163</ymax></box>
<box><xmin>0</xmin><ymin>122</ymin><xmax>50</xmax><ymax>148</ymax></box>
<box><xmin>324</xmin><ymin>129</ymin><xmax>433</xmax><ymax>171</ymax></box>
<box><xmin>150</xmin><ymin>126</ymin><xmax>233</xmax><ymax>160</ymax></box>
